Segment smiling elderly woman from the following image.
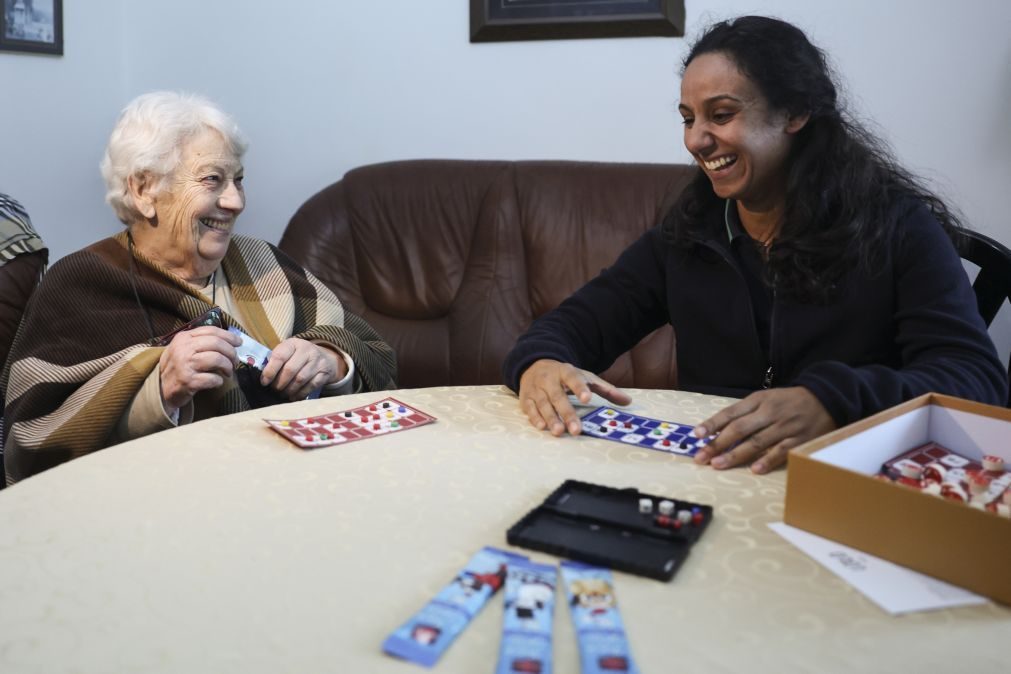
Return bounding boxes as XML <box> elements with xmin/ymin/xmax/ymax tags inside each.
<box><xmin>1</xmin><ymin>92</ymin><xmax>396</xmax><ymax>485</ymax></box>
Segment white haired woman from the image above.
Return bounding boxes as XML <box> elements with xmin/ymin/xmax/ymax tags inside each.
<box><xmin>1</xmin><ymin>91</ymin><xmax>397</xmax><ymax>485</ymax></box>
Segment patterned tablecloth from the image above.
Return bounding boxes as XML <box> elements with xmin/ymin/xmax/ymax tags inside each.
<box><xmin>0</xmin><ymin>386</ymin><xmax>1006</xmax><ymax>673</ymax></box>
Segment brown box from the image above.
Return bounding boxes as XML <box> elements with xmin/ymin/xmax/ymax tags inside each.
<box><xmin>784</xmin><ymin>393</ymin><xmax>1011</xmax><ymax>605</ymax></box>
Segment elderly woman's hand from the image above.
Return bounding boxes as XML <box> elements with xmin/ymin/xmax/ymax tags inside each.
<box><xmin>691</xmin><ymin>387</ymin><xmax>836</xmax><ymax>474</ymax></box>
<box><xmin>260</xmin><ymin>338</ymin><xmax>347</xmax><ymax>400</ymax></box>
<box><xmin>159</xmin><ymin>326</ymin><xmax>242</xmax><ymax>413</ymax></box>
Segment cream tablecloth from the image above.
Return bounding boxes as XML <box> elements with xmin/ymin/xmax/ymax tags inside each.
<box><xmin>0</xmin><ymin>385</ymin><xmax>1006</xmax><ymax>673</ymax></box>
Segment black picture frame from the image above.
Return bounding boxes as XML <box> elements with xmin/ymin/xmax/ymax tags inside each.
<box><xmin>1</xmin><ymin>0</ymin><xmax>63</xmax><ymax>55</ymax></box>
<box><xmin>470</xmin><ymin>0</ymin><xmax>685</xmax><ymax>43</ymax></box>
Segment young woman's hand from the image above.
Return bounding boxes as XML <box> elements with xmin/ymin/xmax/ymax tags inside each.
<box><xmin>518</xmin><ymin>359</ymin><xmax>632</xmax><ymax>436</ymax></box>
<box><xmin>692</xmin><ymin>387</ymin><xmax>836</xmax><ymax>473</ymax></box>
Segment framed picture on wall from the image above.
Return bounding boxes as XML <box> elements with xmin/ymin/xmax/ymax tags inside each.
<box><xmin>1</xmin><ymin>0</ymin><xmax>63</xmax><ymax>55</ymax></box>
<box><xmin>470</xmin><ymin>0</ymin><xmax>685</xmax><ymax>43</ymax></box>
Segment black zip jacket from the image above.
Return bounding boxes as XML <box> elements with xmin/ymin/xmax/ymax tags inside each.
<box><xmin>502</xmin><ymin>200</ymin><xmax>1007</xmax><ymax>427</ymax></box>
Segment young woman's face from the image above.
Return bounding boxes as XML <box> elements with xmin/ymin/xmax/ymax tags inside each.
<box><xmin>678</xmin><ymin>52</ymin><xmax>806</xmax><ymax>212</ymax></box>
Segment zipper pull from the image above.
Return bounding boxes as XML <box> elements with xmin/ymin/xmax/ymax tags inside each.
<box><xmin>763</xmin><ymin>366</ymin><xmax>774</xmax><ymax>389</ymax></box>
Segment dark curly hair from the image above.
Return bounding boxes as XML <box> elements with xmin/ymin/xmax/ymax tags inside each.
<box><xmin>662</xmin><ymin>16</ymin><xmax>963</xmax><ymax>303</ymax></box>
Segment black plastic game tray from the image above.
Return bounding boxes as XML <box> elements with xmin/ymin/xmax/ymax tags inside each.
<box><xmin>506</xmin><ymin>480</ymin><xmax>713</xmax><ymax>581</ymax></box>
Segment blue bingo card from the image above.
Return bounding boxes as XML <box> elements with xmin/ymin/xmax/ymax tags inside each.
<box><xmin>579</xmin><ymin>406</ymin><xmax>714</xmax><ymax>456</ymax></box>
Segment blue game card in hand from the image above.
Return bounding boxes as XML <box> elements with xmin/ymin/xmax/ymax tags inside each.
<box><xmin>229</xmin><ymin>327</ymin><xmax>324</xmax><ymax>400</ymax></box>
<box><xmin>228</xmin><ymin>326</ymin><xmax>271</xmax><ymax>370</ymax></box>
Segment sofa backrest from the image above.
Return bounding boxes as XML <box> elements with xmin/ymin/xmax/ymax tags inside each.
<box><xmin>279</xmin><ymin>159</ymin><xmax>695</xmax><ymax>389</ymax></box>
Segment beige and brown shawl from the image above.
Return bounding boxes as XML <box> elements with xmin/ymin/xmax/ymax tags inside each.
<box><xmin>2</xmin><ymin>232</ymin><xmax>396</xmax><ymax>484</ymax></box>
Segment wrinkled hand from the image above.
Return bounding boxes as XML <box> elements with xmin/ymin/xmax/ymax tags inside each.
<box><xmin>692</xmin><ymin>387</ymin><xmax>836</xmax><ymax>474</ymax></box>
<box><xmin>160</xmin><ymin>326</ymin><xmax>242</xmax><ymax>413</ymax></box>
<box><xmin>519</xmin><ymin>359</ymin><xmax>632</xmax><ymax>436</ymax></box>
<box><xmin>260</xmin><ymin>338</ymin><xmax>347</xmax><ymax>400</ymax></box>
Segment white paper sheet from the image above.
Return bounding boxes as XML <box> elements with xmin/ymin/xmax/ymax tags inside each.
<box><xmin>768</xmin><ymin>522</ymin><xmax>988</xmax><ymax>615</ymax></box>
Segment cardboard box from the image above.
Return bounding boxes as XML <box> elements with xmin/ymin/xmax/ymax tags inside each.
<box><xmin>784</xmin><ymin>393</ymin><xmax>1011</xmax><ymax>605</ymax></box>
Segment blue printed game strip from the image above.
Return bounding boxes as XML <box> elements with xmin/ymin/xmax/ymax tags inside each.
<box><xmin>579</xmin><ymin>406</ymin><xmax>714</xmax><ymax>456</ymax></box>
<box><xmin>382</xmin><ymin>546</ymin><xmax>527</xmax><ymax>668</ymax></box>
<box><xmin>496</xmin><ymin>559</ymin><xmax>557</xmax><ymax>674</ymax></box>
<box><xmin>561</xmin><ymin>561</ymin><xmax>641</xmax><ymax>674</ymax></box>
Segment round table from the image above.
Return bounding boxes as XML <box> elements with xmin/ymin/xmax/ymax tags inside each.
<box><xmin>0</xmin><ymin>385</ymin><xmax>1006</xmax><ymax>673</ymax></box>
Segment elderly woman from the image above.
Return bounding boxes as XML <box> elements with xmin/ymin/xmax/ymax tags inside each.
<box><xmin>2</xmin><ymin>92</ymin><xmax>396</xmax><ymax>485</ymax></box>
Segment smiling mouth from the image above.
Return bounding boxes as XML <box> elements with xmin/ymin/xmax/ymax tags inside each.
<box><xmin>702</xmin><ymin>155</ymin><xmax>738</xmax><ymax>171</ymax></box>
<box><xmin>199</xmin><ymin>218</ymin><xmax>232</xmax><ymax>232</ymax></box>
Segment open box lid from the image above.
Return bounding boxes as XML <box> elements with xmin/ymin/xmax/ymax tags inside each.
<box><xmin>785</xmin><ymin>393</ymin><xmax>1011</xmax><ymax>605</ymax></box>
<box><xmin>803</xmin><ymin>394</ymin><xmax>1011</xmax><ymax>475</ymax></box>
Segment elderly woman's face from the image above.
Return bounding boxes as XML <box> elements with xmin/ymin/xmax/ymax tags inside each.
<box><xmin>151</xmin><ymin>128</ymin><xmax>244</xmax><ymax>275</ymax></box>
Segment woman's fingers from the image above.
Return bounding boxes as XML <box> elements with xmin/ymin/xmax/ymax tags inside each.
<box><xmin>693</xmin><ymin>388</ymin><xmax>835</xmax><ymax>472</ymax></box>
<box><xmin>518</xmin><ymin>360</ymin><xmax>632</xmax><ymax>436</ymax></box>
<box><xmin>160</xmin><ymin>327</ymin><xmax>241</xmax><ymax>409</ymax></box>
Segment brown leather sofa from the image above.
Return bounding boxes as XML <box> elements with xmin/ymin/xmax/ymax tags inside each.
<box><xmin>279</xmin><ymin>160</ymin><xmax>695</xmax><ymax>389</ymax></box>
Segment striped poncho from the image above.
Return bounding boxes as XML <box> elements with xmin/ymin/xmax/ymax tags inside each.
<box><xmin>2</xmin><ymin>232</ymin><xmax>397</xmax><ymax>484</ymax></box>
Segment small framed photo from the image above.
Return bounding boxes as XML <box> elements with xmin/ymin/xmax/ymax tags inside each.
<box><xmin>1</xmin><ymin>0</ymin><xmax>63</xmax><ymax>55</ymax></box>
<box><xmin>470</xmin><ymin>0</ymin><xmax>685</xmax><ymax>43</ymax></box>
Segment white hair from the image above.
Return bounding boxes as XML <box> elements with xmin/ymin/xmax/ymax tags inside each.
<box><xmin>100</xmin><ymin>91</ymin><xmax>248</xmax><ymax>225</ymax></box>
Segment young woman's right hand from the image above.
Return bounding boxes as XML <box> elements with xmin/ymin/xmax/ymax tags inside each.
<box><xmin>518</xmin><ymin>359</ymin><xmax>632</xmax><ymax>436</ymax></box>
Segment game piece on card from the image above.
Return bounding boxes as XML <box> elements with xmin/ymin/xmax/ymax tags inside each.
<box><xmin>983</xmin><ymin>455</ymin><xmax>1005</xmax><ymax>473</ymax></box>
<box><xmin>264</xmin><ymin>397</ymin><xmax>436</xmax><ymax>449</ymax></box>
<box><xmin>579</xmin><ymin>406</ymin><xmax>713</xmax><ymax>456</ymax></box>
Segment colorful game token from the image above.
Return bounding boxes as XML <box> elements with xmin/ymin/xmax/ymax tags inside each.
<box><xmin>579</xmin><ymin>406</ymin><xmax>714</xmax><ymax>456</ymax></box>
<box><xmin>264</xmin><ymin>397</ymin><xmax>436</xmax><ymax>449</ymax></box>
<box><xmin>983</xmin><ymin>455</ymin><xmax>1005</xmax><ymax>473</ymax></box>
<box><xmin>880</xmin><ymin>442</ymin><xmax>1011</xmax><ymax>509</ymax></box>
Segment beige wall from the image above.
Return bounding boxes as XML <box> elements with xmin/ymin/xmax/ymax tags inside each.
<box><xmin>3</xmin><ymin>1</ymin><xmax>1010</xmax><ymax>361</ymax></box>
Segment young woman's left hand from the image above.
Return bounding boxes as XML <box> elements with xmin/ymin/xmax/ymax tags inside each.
<box><xmin>692</xmin><ymin>387</ymin><xmax>836</xmax><ymax>474</ymax></box>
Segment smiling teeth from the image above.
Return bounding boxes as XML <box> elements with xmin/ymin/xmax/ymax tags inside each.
<box><xmin>200</xmin><ymin>218</ymin><xmax>230</xmax><ymax>231</ymax></box>
<box><xmin>703</xmin><ymin>156</ymin><xmax>736</xmax><ymax>170</ymax></box>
